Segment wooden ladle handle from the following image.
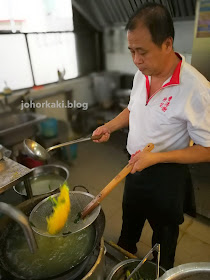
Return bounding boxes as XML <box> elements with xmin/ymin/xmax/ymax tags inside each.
<box><xmin>81</xmin><ymin>143</ymin><xmax>154</xmax><ymax>219</ymax></box>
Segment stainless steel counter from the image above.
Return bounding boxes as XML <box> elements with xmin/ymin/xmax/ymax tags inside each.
<box><xmin>0</xmin><ymin>157</ymin><xmax>32</xmax><ymax>196</ymax></box>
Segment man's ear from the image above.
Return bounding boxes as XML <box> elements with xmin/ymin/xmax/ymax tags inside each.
<box><xmin>164</xmin><ymin>37</ymin><xmax>173</xmax><ymax>53</ymax></box>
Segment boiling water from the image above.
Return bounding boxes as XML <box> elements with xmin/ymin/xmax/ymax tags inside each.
<box><xmin>4</xmin><ymin>223</ymin><xmax>95</xmax><ymax>279</ymax></box>
<box><xmin>18</xmin><ymin>174</ymin><xmax>64</xmax><ymax>195</ymax></box>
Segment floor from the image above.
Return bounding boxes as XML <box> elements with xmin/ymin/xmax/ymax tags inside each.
<box><xmin>62</xmin><ymin>131</ymin><xmax>210</xmax><ymax>267</ymax></box>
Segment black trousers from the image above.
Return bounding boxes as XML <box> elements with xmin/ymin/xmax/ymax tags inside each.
<box><xmin>118</xmin><ymin>162</ymin><xmax>195</xmax><ymax>270</ymax></box>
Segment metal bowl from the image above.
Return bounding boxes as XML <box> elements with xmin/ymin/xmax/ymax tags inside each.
<box><xmin>106</xmin><ymin>259</ymin><xmax>166</xmax><ymax>280</ymax></box>
<box><xmin>158</xmin><ymin>262</ymin><xmax>210</xmax><ymax>280</ymax></box>
<box><xmin>13</xmin><ymin>164</ymin><xmax>69</xmax><ymax>197</ymax></box>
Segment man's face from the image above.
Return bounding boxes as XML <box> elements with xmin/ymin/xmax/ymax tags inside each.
<box><xmin>127</xmin><ymin>23</ymin><xmax>170</xmax><ymax>76</ymax></box>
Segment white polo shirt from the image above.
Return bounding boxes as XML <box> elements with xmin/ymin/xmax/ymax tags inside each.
<box><xmin>127</xmin><ymin>54</ymin><xmax>210</xmax><ymax>155</ymax></box>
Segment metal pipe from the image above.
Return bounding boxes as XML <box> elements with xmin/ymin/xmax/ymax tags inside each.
<box><xmin>0</xmin><ymin>202</ymin><xmax>37</xmax><ymax>253</ymax></box>
<box><xmin>24</xmin><ymin>178</ymin><xmax>33</xmax><ymax>199</ymax></box>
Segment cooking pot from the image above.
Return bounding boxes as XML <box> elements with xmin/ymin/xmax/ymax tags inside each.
<box><xmin>13</xmin><ymin>165</ymin><xmax>69</xmax><ymax>197</ymax></box>
<box><xmin>106</xmin><ymin>259</ymin><xmax>166</xmax><ymax>280</ymax></box>
<box><xmin>158</xmin><ymin>262</ymin><xmax>210</xmax><ymax>280</ymax></box>
<box><xmin>0</xmin><ymin>193</ymin><xmax>105</xmax><ymax>280</ymax></box>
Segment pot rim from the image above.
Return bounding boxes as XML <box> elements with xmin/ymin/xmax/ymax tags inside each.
<box><xmin>106</xmin><ymin>258</ymin><xmax>166</xmax><ymax>280</ymax></box>
<box><xmin>158</xmin><ymin>262</ymin><xmax>210</xmax><ymax>280</ymax></box>
<box><xmin>13</xmin><ymin>164</ymin><xmax>69</xmax><ymax>196</ymax></box>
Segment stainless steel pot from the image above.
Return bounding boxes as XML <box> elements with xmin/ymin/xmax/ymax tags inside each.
<box><xmin>0</xmin><ymin>193</ymin><xmax>105</xmax><ymax>280</ymax></box>
<box><xmin>158</xmin><ymin>262</ymin><xmax>210</xmax><ymax>280</ymax></box>
<box><xmin>106</xmin><ymin>259</ymin><xmax>166</xmax><ymax>280</ymax></box>
<box><xmin>13</xmin><ymin>164</ymin><xmax>69</xmax><ymax>196</ymax></box>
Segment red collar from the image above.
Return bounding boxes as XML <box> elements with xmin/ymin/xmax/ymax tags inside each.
<box><xmin>163</xmin><ymin>52</ymin><xmax>182</xmax><ymax>87</ymax></box>
<box><xmin>145</xmin><ymin>53</ymin><xmax>182</xmax><ymax>101</ymax></box>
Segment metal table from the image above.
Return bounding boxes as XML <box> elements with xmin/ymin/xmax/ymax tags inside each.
<box><xmin>0</xmin><ymin>157</ymin><xmax>33</xmax><ymax>198</ymax></box>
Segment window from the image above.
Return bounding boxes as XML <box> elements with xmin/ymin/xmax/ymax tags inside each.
<box><xmin>0</xmin><ymin>34</ymin><xmax>33</xmax><ymax>91</ymax></box>
<box><xmin>27</xmin><ymin>32</ymin><xmax>78</xmax><ymax>85</ymax></box>
<box><xmin>0</xmin><ymin>0</ymin><xmax>77</xmax><ymax>91</ymax></box>
<box><xmin>0</xmin><ymin>0</ymin><xmax>73</xmax><ymax>33</ymax></box>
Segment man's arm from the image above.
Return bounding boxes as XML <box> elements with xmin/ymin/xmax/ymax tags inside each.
<box><xmin>129</xmin><ymin>145</ymin><xmax>210</xmax><ymax>173</ymax></box>
<box><xmin>157</xmin><ymin>145</ymin><xmax>210</xmax><ymax>164</ymax></box>
<box><xmin>104</xmin><ymin>108</ymin><xmax>130</xmax><ymax>133</ymax></box>
<box><xmin>92</xmin><ymin>108</ymin><xmax>130</xmax><ymax>143</ymax></box>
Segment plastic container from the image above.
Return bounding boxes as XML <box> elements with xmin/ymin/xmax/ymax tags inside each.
<box><xmin>17</xmin><ymin>155</ymin><xmax>44</xmax><ymax>169</ymax></box>
<box><xmin>40</xmin><ymin>118</ymin><xmax>58</xmax><ymax>138</ymax></box>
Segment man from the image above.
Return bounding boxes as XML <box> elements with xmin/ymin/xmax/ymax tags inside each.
<box><xmin>93</xmin><ymin>3</ymin><xmax>210</xmax><ymax>269</ymax></box>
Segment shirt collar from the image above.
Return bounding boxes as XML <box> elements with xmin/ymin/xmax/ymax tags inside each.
<box><xmin>145</xmin><ymin>52</ymin><xmax>184</xmax><ymax>87</ymax></box>
<box><xmin>165</xmin><ymin>52</ymin><xmax>183</xmax><ymax>86</ymax></box>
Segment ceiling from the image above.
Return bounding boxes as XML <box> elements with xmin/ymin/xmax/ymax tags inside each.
<box><xmin>72</xmin><ymin>0</ymin><xmax>197</xmax><ymax>31</ymax></box>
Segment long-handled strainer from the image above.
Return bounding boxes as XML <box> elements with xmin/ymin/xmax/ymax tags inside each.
<box><xmin>29</xmin><ymin>143</ymin><xmax>154</xmax><ymax>237</ymax></box>
<box><xmin>29</xmin><ymin>191</ymin><xmax>101</xmax><ymax>237</ymax></box>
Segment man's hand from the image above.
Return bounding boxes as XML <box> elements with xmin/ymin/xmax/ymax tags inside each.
<box><xmin>92</xmin><ymin>108</ymin><xmax>130</xmax><ymax>143</ymax></box>
<box><xmin>129</xmin><ymin>150</ymin><xmax>158</xmax><ymax>173</ymax></box>
<box><xmin>129</xmin><ymin>145</ymin><xmax>210</xmax><ymax>173</ymax></box>
<box><xmin>92</xmin><ymin>125</ymin><xmax>111</xmax><ymax>143</ymax></box>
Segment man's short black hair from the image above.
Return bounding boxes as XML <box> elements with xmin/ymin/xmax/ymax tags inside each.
<box><xmin>126</xmin><ymin>3</ymin><xmax>174</xmax><ymax>47</ymax></box>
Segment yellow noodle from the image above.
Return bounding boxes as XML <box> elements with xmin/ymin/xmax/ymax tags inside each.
<box><xmin>47</xmin><ymin>182</ymin><xmax>71</xmax><ymax>235</ymax></box>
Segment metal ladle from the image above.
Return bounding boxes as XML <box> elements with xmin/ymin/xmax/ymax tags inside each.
<box><xmin>127</xmin><ymin>243</ymin><xmax>160</xmax><ymax>280</ymax></box>
<box><xmin>23</xmin><ymin>134</ymin><xmax>102</xmax><ymax>161</ymax></box>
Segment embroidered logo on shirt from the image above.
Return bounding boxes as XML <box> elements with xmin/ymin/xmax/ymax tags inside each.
<box><xmin>160</xmin><ymin>96</ymin><xmax>172</xmax><ymax>112</ymax></box>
